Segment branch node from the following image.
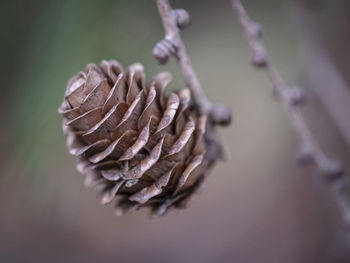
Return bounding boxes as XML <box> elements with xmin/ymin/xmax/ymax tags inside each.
<box><xmin>321</xmin><ymin>159</ymin><xmax>345</xmax><ymax>182</ymax></box>
<box><xmin>287</xmin><ymin>86</ymin><xmax>306</xmax><ymax>106</ymax></box>
<box><xmin>153</xmin><ymin>38</ymin><xmax>178</xmax><ymax>64</ymax></box>
<box><xmin>248</xmin><ymin>21</ymin><xmax>262</xmax><ymax>38</ymax></box>
<box><xmin>251</xmin><ymin>48</ymin><xmax>268</xmax><ymax>67</ymax></box>
<box><xmin>172</xmin><ymin>9</ymin><xmax>191</xmax><ymax>30</ymax></box>
<box><xmin>209</xmin><ymin>105</ymin><xmax>232</xmax><ymax>126</ymax></box>
<box><xmin>296</xmin><ymin>143</ymin><xmax>314</xmax><ymax>165</ymax></box>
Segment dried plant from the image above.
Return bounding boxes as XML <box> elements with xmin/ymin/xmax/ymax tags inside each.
<box><xmin>230</xmin><ymin>0</ymin><xmax>350</xmax><ymax>243</ymax></box>
<box><xmin>57</xmin><ymin>1</ymin><xmax>349</xmax><ymax>251</ymax></box>
<box><xmin>58</xmin><ymin>1</ymin><xmax>231</xmax><ymax>216</ymax></box>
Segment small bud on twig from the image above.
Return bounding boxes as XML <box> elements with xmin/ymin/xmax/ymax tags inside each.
<box><xmin>321</xmin><ymin>159</ymin><xmax>344</xmax><ymax>182</ymax></box>
<box><xmin>247</xmin><ymin>21</ymin><xmax>262</xmax><ymax>38</ymax></box>
<box><xmin>210</xmin><ymin>105</ymin><xmax>232</xmax><ymax>126</ymax></box>
<box><xmin>286</xmin><ymin>87</ymin><xmax>305</xmax><ymax>106</ymax></box>
<box><xmin>153</xmin><ymin>38</ymin><xmax>177</xmax><ymax>64</ymax></box>
<box><xmin>251</xmin><ymin>48</ymin><xmax>268</xmax><ymax>67</ymax></box>
<box><xmin>172</xmin><ymin>9</ymin><xmax>191</xmax><ymax>29</ymax></box>
<box><xmin>296</xmin><ymin>143</ymin><xmax>314</xmax><ymax>165</ymax></box>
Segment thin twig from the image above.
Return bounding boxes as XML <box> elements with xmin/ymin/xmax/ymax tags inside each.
<box><xmin>154</xmin><ymin>0</ymin><xmax>231</xmax><ymax>126</ymax></box>
<box><xmin>230</xmin><ymin>0</ymin><xmax>350</xmax><ymax>242</ymax></box>
<box><xmin>293</xmin><ymin>3</ymin><xmax>350</xmax><ymax>151</ymax></box>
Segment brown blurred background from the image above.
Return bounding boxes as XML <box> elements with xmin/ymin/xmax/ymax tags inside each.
<box><xmin>1</xmin><ymin>0</ymin><xmax>350</xmax><ymax>262</ymax></box>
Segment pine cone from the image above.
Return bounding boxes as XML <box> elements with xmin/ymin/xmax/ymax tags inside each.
<box><xmin>59</xmin><ymin>60</ymin><xmax>220</xmax><ymax>216</ymax></box>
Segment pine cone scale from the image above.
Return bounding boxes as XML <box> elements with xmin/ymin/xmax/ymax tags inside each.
<box><xmin>78</xmin><ymin>79</ymin><xmax>111</xmax><ymax>113</ymax></box>
<box><xmin>120</xmin><ymin>120</ymin><xmax>151</xmax><ymax>161</ymax></box>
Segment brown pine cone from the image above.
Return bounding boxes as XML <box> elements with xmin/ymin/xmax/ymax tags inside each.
<box><xmin>58</xmin><ymin>60</ymin><xmax>220</xmax><ymax>216</ymax></box>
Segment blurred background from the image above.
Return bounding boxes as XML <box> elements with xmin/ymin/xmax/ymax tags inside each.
<box><xmin>1</xmin><ymin>0</ymin><xmax>350</xmax><ymax>262</ymax></box>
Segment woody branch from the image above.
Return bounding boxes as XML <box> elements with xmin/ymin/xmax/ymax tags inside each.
<box><xmin>153</xmin><ymin>0</ymin><xmax>231</xmax><ymax>126</ymax></box>
<box><xmin>230</xmin><ymin>0</ymin><xmax>350</xmax><ymax>243</ymax></box>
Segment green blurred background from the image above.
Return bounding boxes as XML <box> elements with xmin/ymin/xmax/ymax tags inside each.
<box><xmin>1</xmin><ymin>0</ymin><xmax>349</xmax><ymax>262</ymax></box>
